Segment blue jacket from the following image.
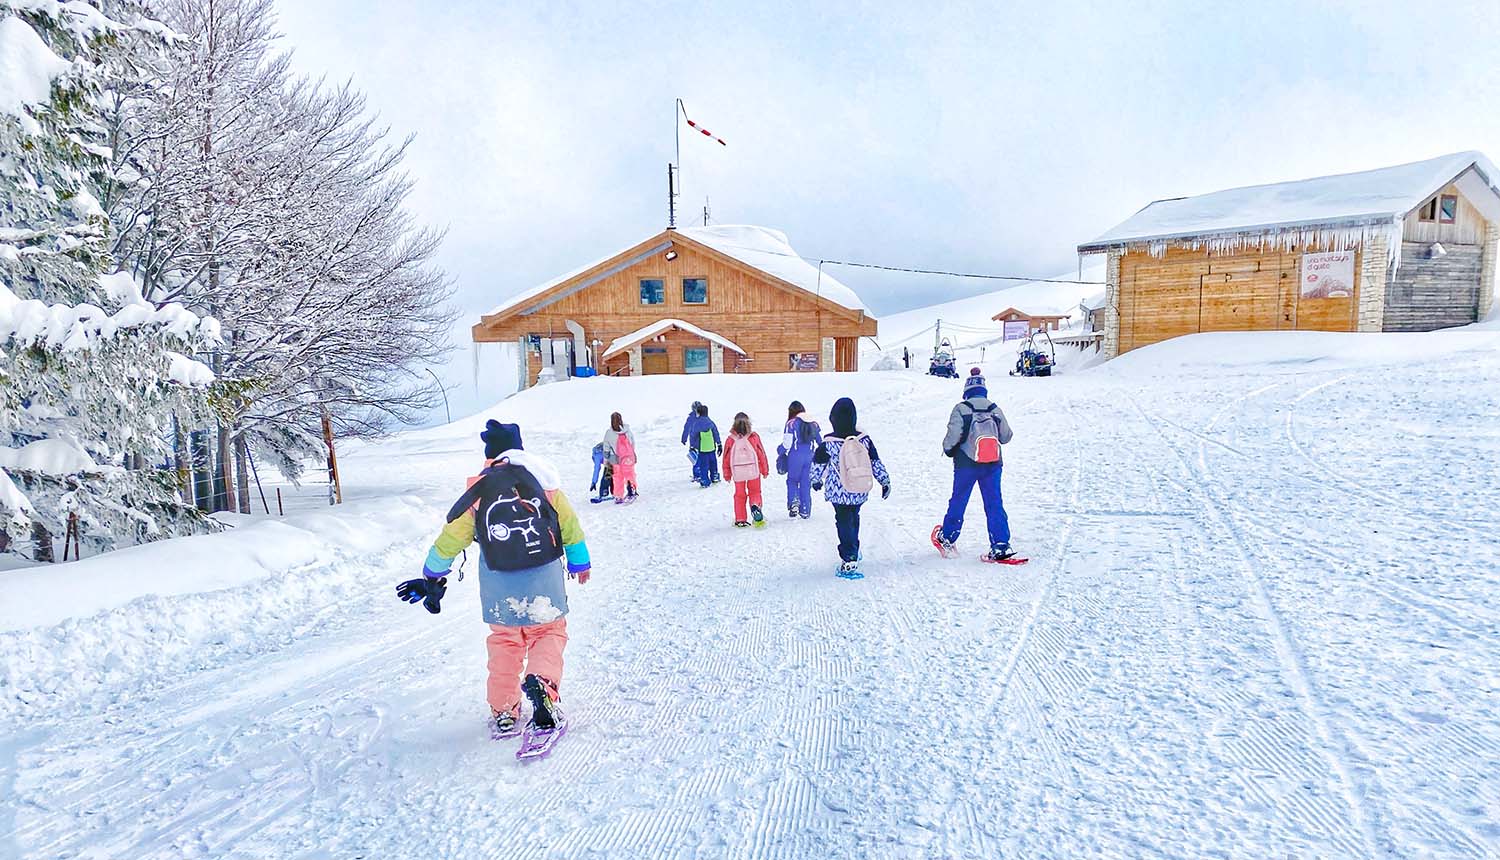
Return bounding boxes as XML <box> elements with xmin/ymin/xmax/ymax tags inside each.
<box><xmin>809</xmin><ymin>434</ymin><xmax>890</xmax><ymax>506</ymax></box>
<box><xmin>682</xmin><ymin>415</ymin><xmax>721</xmax><ymax>452</ymax></box>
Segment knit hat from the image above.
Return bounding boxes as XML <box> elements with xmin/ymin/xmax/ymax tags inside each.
<box><xmin>829</xmin><ymin>397</ymin><xmax>858</xmax><ymax>437</ymax></box>
<box><xmin>964</xmin><ymin>367</ymin><xmax>987</xmax><ymax>399</ymax></box>
<box><xmin>481</xmin><ymin>420</ymin><xmax>523</xmax><ymax>459</ymax></box>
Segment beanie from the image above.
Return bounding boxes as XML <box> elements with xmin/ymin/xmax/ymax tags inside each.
<box><xmin>481</xmin><ymin>420</ymin><xmax>523</xmax><ymax>459</ymax></box>
<box><xmin>963</xmin><ymin>367</ymin><xmax>987</xmax><ymax>398</ymax></box>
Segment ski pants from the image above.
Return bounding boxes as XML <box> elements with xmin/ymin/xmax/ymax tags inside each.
<box><xmin>941</xmin><ymin>462</ymin><xmax>1010</xmax><ymax>548</ymax></box>
<box><xmin>833</xmin><ymin>503</ymin><xmax>862</xmax><ymax>563</ymax></box>
<box><xmin>612</xmin><ymin>462</ymin><xmax>637</xmax><ymax>498</ymax></box>
<box><xmin>785</xmin><ymin>447</ymin><xmax>814</xmax><ymax>516</ymax></box>
<box><xmin>486</xmin><ymin>617</ymin><xmax>568</xmax><ymax>715</ymax></box>
<box><xmin>733</xmin><ymin>477</ymin><xmax>763</xmax><ymax>522</ymax></box>
<box><xmin>693</xmin><ymin>449</ymin><xmax>717</xmax><ymax>486</ymax></box>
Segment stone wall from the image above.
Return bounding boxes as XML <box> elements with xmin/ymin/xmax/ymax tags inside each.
<box><xmin>1102</xmin><ymin>250</ymin><xmax>1122</xmax><ymax>360</ymax></box>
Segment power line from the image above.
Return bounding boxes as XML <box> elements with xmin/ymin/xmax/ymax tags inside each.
<box><xmin>696</xmin><ymin>238</ymin><xmax>1103</xmax><ymax>287</ymax></box>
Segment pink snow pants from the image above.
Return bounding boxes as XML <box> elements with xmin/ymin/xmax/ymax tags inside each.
<box><xmin>612</xmin><ymin>463</ymin><xmax>637</xmax><ymax>498</ymax></box>
<box><xmin>486</xmin><ymin>617</ymin><xmax>568</xmax><ymax>715</ymax></box>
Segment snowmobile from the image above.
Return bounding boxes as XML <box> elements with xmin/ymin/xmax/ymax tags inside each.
<box><xmin>1009</xmin><ymin>330</ymin><xmax>1055</xmax><ymax>378</ymax></box>
<box><xmin>928</xmin><ymin>341</ymin><xmax>959</xmax><ymax>378</ymax></box>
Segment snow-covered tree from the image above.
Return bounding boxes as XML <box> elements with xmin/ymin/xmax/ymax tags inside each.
<box><xmin>1</xmin><ymin>1</ymin><xmax>219</xmax><ymax>559</ymax></box>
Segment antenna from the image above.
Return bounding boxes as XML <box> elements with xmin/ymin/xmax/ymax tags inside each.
<box><xmin>667</xmin><ymin>163</ymin><xmax>679</xmax><ymax>228</ymax></box>
<box><xmin>703</xmin><ymin>196</ymin><xmax>711</xmax><ymax>226</ymax></box>
<box><xmin>668</xmin><ymin>98</ymin><xmax>684</xmax><ymax>228</ymax></box>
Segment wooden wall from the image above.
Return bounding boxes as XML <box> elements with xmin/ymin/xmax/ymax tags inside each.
<box><xmin>601</xmin><ymin>327</ymin><xmax>718</xmax><ymax>376</ymax></box>
<box><xmin>1116</xmin><ymin>244</ymin><xmax>1359</xmax><ymax>354</ymax></box>
<box><xmin>479</xmin><ymin>236</ymin><xmax>872</xmax><ymax>374</ymax></box>
<box><xmin>1403</xmin><ymin>182</ymin><xmax>1488</xmax><ymax>245</ymax></box>
<box><xmin>1383</xmin><ymin>241</ymin><xmax>1483</xmax><ymax>331</ymax></box>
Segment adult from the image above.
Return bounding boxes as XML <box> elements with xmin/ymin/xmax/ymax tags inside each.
<box><xmin>934</xmin><ymin>368</ymin><xmax>1015</xmax><ymax>561</ymax></box>
<box><xmin>778</xmin><ymin>400</ymin><xmax>820</xmax><ymax>518</ymax></box>
<box><xmin>602</xmin><ymin>412</ymin><xmax>638</xmax><ymax>502</ymax></box>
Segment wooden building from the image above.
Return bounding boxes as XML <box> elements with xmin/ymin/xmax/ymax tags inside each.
<box><xmin>474</xmin><ymin>225</ymin><xmax>877</xmax><ymax>387</ymax></box>
<box><xmin>991</xmin><ymin>307</ymin><xmax>1070</xmax><ymax>332</ymax></box>
<box><xmin>1077</xmin><ymin>152</ymin><xmax>1500</xmax><ymax>358</ymax></box>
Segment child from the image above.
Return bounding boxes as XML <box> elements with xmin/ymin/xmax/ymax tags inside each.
<box><xmin>809</xmin><ymin>397</ymin><xmax>891</xmax><ymax>579</ymax></box>
<box><xmin>682</xmin><ymin>403</ymin><xmax>722</xmax><ymax>488</ymax></box>
<box><xmin>778</xmin><ymin>400</ymin><xmax>820</xmax><ymax>519</ymax></box>
<box><xmin>681</xmin><ymin>401</ymin><xmax>703</xmax><ymax>481</ymax></box>
<box><xmin>398</xmin><ymin>420</ymin><xmax>591</xmax><ymax>749</ymax></box>
<box><xmin>721</xmin><ymin>411</ymin><xmax>770</xmax><ymax>527</ymax></box>
<box><xmin>602</xmin><ymin>412</ymin><xmax>638</xmax><ymax>502</ymax></box>
<box><xmin>589</xmin><ymin>442</ymin><xmax>614</xmax><ymax>504</ymax></box>
<box><xmin>935</xmin><ymin>368</ymin><xmax>1016</xmax><ymax>561</ymax></box>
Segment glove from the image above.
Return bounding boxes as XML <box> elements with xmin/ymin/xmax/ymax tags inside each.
<box><xmin>775</xmin><ymin>451</ymin><xmax>788</xmax><ymax>475</ymax></box>
<box><xmin>589</xmin><ymin>481</ymin><xmax>596</xmax><ymax>491</ymax></box>
<box><xmin>881</xmin><ymin>483</ymin><xmax>891</xmax><ymax>500</ymax></box>
<box><xmin>568</xmin><ymin>565</ymin><xmax>591</xmax><ymax>585</ymax></box>
<box><xmin>396</xmin><ymin>576</ymin><xmax>447</xmax><ymax>614</ymax></box>
<box><xmin>811</xmin><ymin>482</ymin><xmax>822</xmax><ymax>492</ymax></box>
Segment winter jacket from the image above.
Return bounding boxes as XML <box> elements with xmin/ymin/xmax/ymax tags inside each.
<box><xmin>423</xmin><ymin>449</ymin><xmax>590</xmax><ymax>627</ymax></box>
<box><xmin>810</xmin><ymin>434</ymin><xmax>890</xmax><ymax>506</ymax></box>
<box><xmin>681</xmin><ymin>415</ymin><xmax>721</xmax><ymax>453</ymax></box>
<box><xmin>721</xmin><ymin>431</ymin><xmax>770</xmax><ymax>482</ymax></box>
<box><xmin>602</xmin><ymin>425</ymin><xmax>636</xmax><ymax>465</ymax></box>
<box><xmin>942</xmin><ymin>396</ymin><xmax>1013</xmax><ymax>467</ymax></box>
<box><xmin>779</xmin><ymin>415</ymin><xmax>821</xmax><ymax>456</ymax></box>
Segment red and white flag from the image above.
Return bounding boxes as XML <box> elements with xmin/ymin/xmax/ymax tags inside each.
<box><xmin>680</xmin><ymin>102</ymin><xmax>727</xmax><ymax>147</ymax></box>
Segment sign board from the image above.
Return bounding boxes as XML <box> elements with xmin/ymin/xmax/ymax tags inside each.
<box><xmin>788</xmin><ymin>352</ymin><xmax>819</xmax><ymax>371</ymax></box>
<box><xmin>1002</xmin><ymin>320</ymin><xmax>1030</xmax><ymax>341</ymax></box>
<box><xmin>1300</xmin><ymin>251</ymin><xmax>1355</xmax><ymax>299</ymax></box>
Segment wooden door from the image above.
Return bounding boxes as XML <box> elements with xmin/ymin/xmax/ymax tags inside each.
<box><xmin>1199</xmin><ymin>268</ymin><xmax>1278</xmax><ymax>332</ymax></box>
<box><xmin>641</xmin><ymin>347</ymin><xmax>669</xmax><ymax>375</ymax></box>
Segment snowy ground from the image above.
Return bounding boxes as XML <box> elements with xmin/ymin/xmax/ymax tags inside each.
<box><xmin>4</xmin><ymin>327</ymin><xmax>1500</xmax><ymax>859</ymax></box>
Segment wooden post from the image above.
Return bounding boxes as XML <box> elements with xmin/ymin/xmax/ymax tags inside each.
<box><xmin>247</xmin><ymin>445</ymin><xmax>271</xmax><ymax>515</ymax></box>
<box><xmin>321</xmin><ymin>408</ymin><xmax>343</xmax><ymax>505</ymax></box>
<box><xmin>276</xmin><ymin>487</ymin><xmax>284</xmax><ymax>516</ymax></box>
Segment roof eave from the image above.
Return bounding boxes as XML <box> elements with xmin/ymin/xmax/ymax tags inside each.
<box><xmin>1076</xmin><ymin>212</ymin><xmax>1403</xmax><ymax>254</ymax></box>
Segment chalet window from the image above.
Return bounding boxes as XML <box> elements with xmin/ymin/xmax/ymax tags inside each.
<box><xmin>682</xmin><ymin>277</ymin><xmax>708</xmax><ymax>304</ymax></box>
<box><xmin>1439</xmin><ymin>194</ymin><xmax>1458</xmax><ymax>224</ymax></box>
<box><xmin>1419</xmin><ymin>198</ymin><xmax>1438</xmax><ymax>222</ymax></box>
<box><xmin>684</xmin><ymin>347</ymin><xmax>710</xmax><ymax>374</ymax></box>
<box><xmin>639</xmin><ymin>278</ymin><xmax>665</xmax><ymax>305</ymax></box>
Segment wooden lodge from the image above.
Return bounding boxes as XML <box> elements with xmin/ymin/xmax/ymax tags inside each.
<box><xmin>473</xmin><ymin>225</ymin><xmax>877</xmax><ymax>387</ymax></box>
<box><xmin>1077</xmin><ymin>151</ymin><xmax>1500</xmax><ymax>358</ymax></box>
<box><xmin>991</xmin><ymin>307</ymin><xmax>1070</xmax><ymax>332</ymax></box>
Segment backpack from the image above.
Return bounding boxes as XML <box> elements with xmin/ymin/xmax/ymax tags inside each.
<box><xmin>796</xmin><ymin>418</ymin><xmax>818</xmax><ymax>447</ymax></box>
<box><xmin>729</xmin><ymin>434</ymin><xmax>760</xmax><ymax>481</ymax></box>
<box><xmin>961</xmin><ymin>404</ymin><xmax>1002</xmax><ymax>464</ymax></box>
<box><xmin>615</xmin><ymin>431</ymin><xmax>637</xmax><ymax>466</ymax></box>
<box><xmin>837</xmin><ymin>434</ymin><xmax>874</xmax><ymax>493</ymax></box>
<box><xmin>447</xmin><ymin>461</ymin><xmax>563</xmax><ymax>572</ymax></box>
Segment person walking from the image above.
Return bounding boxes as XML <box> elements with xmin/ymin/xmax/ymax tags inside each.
<box><xmin>933</xmin><ymin>368</ymin><xmax>1016</xmax><ymax>562</ymax></box>
<box><xmin>683</xmin><ymin>403</ymin><xmax>721</xmax><ymax>487</ymax></box>
<box><xmin>602</xmin><ymin>412</ymin><xmax>638</xmax><ymax>503</ymax></box>
<box><xmin>681</xmin><ymin>401</ymin><xmax>703</xmax><ymax>481</ymax></box>
<box><xmin>777</xmin><ymin>401</ymin><xmax>820</xmax><ymax>519</ymax></box>
<box><xmin>809</xmin><ymin>397</ymin><xmax>891</xmax><ymax>579</ymax></box>
<box><xmin>721</xmin><ymin>412</ymin><xmax>770</xmax><ymax>528</ymax></box>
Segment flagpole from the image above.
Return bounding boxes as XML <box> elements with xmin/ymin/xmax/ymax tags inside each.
<box><xmin>671</xmin><ymin>98</ymin><xmax>682</xmax><ymax>228</ymax></box>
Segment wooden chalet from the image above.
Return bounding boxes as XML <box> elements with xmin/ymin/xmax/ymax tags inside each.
<box><xmin>473</xmin><ymin>225</ymin><xmax>877</xmax><ymax>387</ymax></box>
<box><xmin>990</xmin><ymin>307</ymin><xmax>1070</xmax><ymax>332</ymax></box>
<box><xmin>1078</xmin><ymin>151</ymin><xmax>1500</xmax><ymax>358</ymax></box>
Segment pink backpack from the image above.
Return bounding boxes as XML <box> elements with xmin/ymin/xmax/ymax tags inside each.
<box><xmin>729</xmin><ymin>434</ymin><xmax>760</xmax><ymax>481</ymax></box>
<box><xmin>614</xmin><ymin>431</ymin><xmax>637</xmax><ymax>467</ymax></box>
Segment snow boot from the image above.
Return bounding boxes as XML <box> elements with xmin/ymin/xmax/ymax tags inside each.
<box><xmin>983</xmin><ymin>543</ymin><xmax>1017</xmax><ymax>563</ymax></box>
<box><xmin>490</xmin><ymin>708</ymin><xmax>521</xmax><ymax>739</ymax></box>
<box><xmin>734</xmin><ymin>520</ymin><xmax>750</xmax><ymax>528</ymax></box>
<box><xmin>931</xmin><ymin>525</ymin><xmax>959</xmax><ymax>559</ymax></box>
<box><xmin>836</xmin><ymin>560</ymin><xmax>864</xmax><ymax>580</ymax></box>
<box><xmin>788</xmin><ymin>505</ymin><xmax>799</xmax><ymax>519</ymax></box>
<box><xmin>521</xmin><ymin>674</ymin><xmax>561</xmax><ymax>730</ymax></box>
<box><xmin>751</xmin><ymin>505</ymin><xmax>765</xmax><ymax>528</ymax></box>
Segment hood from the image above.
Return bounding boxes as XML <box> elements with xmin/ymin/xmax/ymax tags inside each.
<box><xmin>829</xmin><ymin>397</ymin><xmax>858</xmax><ymax>437</ymax></box>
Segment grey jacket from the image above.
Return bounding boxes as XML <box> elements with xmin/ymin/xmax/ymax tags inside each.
<box><xmin>942</xmin><ymin>396</ymin><xmax>1013</xmax><ymax>465</ymax></box>
<box><xmin>602</xmin><ymin>425</ymin><xmax>635</xmax><ymax>465</ymax></box>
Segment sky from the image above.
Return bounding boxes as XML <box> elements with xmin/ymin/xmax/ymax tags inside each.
<box><xmin>275</xmin><ymin>0</ymin><xmax>1500</xmax><ymax>421</ymax></box>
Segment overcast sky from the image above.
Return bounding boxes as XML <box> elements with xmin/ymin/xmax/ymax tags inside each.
<box><xmin>276</xmin><ymin>0</ymin><xmax>1500</xmax><ymax>418</ymax></box>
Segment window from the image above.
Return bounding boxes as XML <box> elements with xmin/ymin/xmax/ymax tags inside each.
<box><xmin>639</xmin><ymin>278</ymin><xmax>665</xmax><ymax>305</ymax></box>
<box><xmin>684</xmin><ymin>347</ymin><xmax>710</xmax><ymax>374</ymax></box>
<box><xmin>682</xmin><ymin>277</ymin><xmax>707</xmax><ymax>304</ymax></box>
<box><xmin>1440</xmin><ymin>194</ymin><xmax>1458</xmax><ymax>224</ymax></box>
<box><xmin>1419</xmin><ymin>198</ymin><xmax>1437</xmax><ymax>222</ymax></box>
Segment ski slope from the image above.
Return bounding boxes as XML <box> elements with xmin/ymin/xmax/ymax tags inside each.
<box><xmin>4</xmin><ymin>327</ymin><xmax>1500</xmax><ymax>859</ymax></box>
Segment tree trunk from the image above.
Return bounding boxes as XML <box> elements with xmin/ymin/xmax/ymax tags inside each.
<box><xmin>31</xmin><ymin>521</ymin><xmax>54</xmax><ymax>563</ymax></box>
<box><xmin>234</xmin><ymin>432</ymin><xmax>251</xmax><ymax>514</ymax></box>
<box><xmin>174</xmin><ymin>418</ymin><xmax>193</xmax><ymax>506</ymax></box>
<box><xmin>0</xmin><ymin>527</ymin><xmax>10</xmax><ymax>555</ymax></box>
<box><xmin>215</xmin><ymin>424</ymin><xmax>234</xmax><ymax>513</ymax></box>
<box><xmin>192</xmin><ymin>429</ymin><xmax>213</xmax><ymax>512</ymax></box>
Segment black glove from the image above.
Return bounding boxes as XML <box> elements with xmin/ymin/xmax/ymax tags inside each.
<box><xmin>881</xmin><ymin>483</ymin><xmax>891</xmax><ymax>500</ymax></box>
<box><xmin>396</xmin><ymin>576</ymin><xmax>447</xmax><ymax>614</ymax></box>
<box><xmin>811</xmin><ymin>482</ymin><xmax>822</xmax><ymax>492</ymax></box>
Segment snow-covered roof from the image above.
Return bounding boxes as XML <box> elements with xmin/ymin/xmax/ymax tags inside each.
<box><xmin>1079</xmin><ymin>151</ymin><xmax>1500</xmax><ymax>252</ymax></box>
<box><xmin>482</xmin><ymin>224</ymin><xmax>870</xmax><ymax>322</ymax></box>
<box><xmin>677</xmin><ymin>225</ymin><xmax>869</xmax><ymax>313</ymax></box>
<box><xmin>602</xmin><ymin>318</ymin><xmax>747</xmax><ymax>359</ymax></box>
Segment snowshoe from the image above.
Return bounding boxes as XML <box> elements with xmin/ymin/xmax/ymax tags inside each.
<box><xmin>981</xmin><ymin>544</ymin><xmax>1028</xmax><ymax>565</ymax></box>
<box><xmin>490</xmin><ymin>708</ymin><xmax>521</xmax><ymax>740</ymax></box>
<box><xmin>751</xmin><ymin>505</ymin><xmax>765</xmax><ymax>528</ymax></box>
<box><xmin>931</xmin><ymin>525</ymin><xmax>959</xmax><ymax>559</ymax></box>
<box><xmin>734</xmin><ymin>520</ymin><xmax>750</xmax><ymax>529</ymax></box>
<box><xmin>516</xmin><ymin>675</ymin><xmax>566</xmax><ymax>760</ymax></box>
<box><xmin>788</xmin><ymin>506</ymin><xmax>799</xmax><ymax>519</ymax></box>
<box><xmin>836</xmin><ymin>560</ymin><xmax>864</xmax><ymax>580</ymax></box>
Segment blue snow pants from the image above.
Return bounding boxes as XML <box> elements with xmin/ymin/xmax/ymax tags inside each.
<box><xmin>940</xmin><ymin>462</ymin><xmax>1010</xmax><ymax>548</ymax></box>
<box><xmin>693</xmin><ymin>450</ymin><xmax>716</xmax><ymax>487</ymax></box>
<box><xmin>785</xmin><ymin>447</ymin><xmax>814</xmax><ymax>516</ymax></box>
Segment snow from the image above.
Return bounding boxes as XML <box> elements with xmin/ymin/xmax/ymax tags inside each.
<box><xmin>485</xmin><ymin>224</ymin><xmax>871</xmax><ymax>320</ymax></box>
<box><xmin>601</xmin><ymin>317</ymin><xmax>746</xmax><ymax>358</ymax></box>
<box><xmin>1079</xmin><ymin>151</ymin><xmax>1500</xmax><ymax>256</ymax></box>
<box><xmin>0</xmin><ymin>15</ymin><xmax>70</xmax><ymax>131</ymax></box>
<box><xmin>3</xmin><ymin>326</ymin><xmax>1500</xmax><ymax>857</ymax></box>
<box><xmin>165</xmin><ymin>350</ymin><xmax>215</xmax><ymax>385</ymax></box>
<box><xmin>0</xmin><ymin>437</ymin><xmax>96</xmax><ymax>476</ymax></box>
<box><xmin>0</xmin><ymin>469</ymin><xmax>33</xmax><ymax>517</ymax></box>
<box><xmin>0</xmin><ymin>278</ymin><xmax>217</xmax><ymax>352</ymax></box>
<box><xmin>679</xmin><ymin>224</ymin><xmax>870</xmax><ymax>313</ymax></box>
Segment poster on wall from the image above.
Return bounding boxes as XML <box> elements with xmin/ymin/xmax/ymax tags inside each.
<box><xmin>788</xmin><ymin>352</ymin><xmax>819</xmax><ymax>371</ymax></box>
<box><xmin>1300</xmin><ymin>251</ymin><xmax>1355</xmax><ymax>299</ymax></box>
<box><xmin>1002</xmin><ymin>320</ymin><xmax>1030</xmax><ymax>341</ymax></box>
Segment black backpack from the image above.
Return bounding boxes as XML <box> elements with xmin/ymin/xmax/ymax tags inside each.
<box><xmin>446</xmin><ymin>461</ymin><xmax>563</xmax><ymax>571</ymax></box>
